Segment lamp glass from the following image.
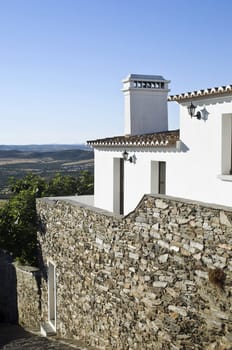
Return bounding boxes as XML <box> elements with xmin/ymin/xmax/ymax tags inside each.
<box><xmin>187</xmin><ymin>102</ymin><xmax>196</xmax><ymax>117</ymax></box>
<box><xmin>122</xmin><ymin>150</ymin><xmax>128</xmax><ymax>161</ymax></box>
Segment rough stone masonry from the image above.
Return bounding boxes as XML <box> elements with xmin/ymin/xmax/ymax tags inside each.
<box><xmin>36</xmin><ymin>194</ymin><xmax>232</xmax><ymax>350</ymax></box>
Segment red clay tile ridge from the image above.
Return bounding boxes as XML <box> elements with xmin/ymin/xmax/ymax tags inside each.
<box><xmin>168</xmin><ymin>85</ymin><xmax>232</xmax><ymax>102</ymax></box>
<box><xmin>87</xmin><ymin>129</ymin><xmax>179</xmax><ymax>148</ymax></box>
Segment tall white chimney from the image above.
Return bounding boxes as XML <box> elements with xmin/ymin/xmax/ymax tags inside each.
<box><xmin>122</xmin><ymin>74</ymin><xmax>170</xmax><ymax>135</ymax></box>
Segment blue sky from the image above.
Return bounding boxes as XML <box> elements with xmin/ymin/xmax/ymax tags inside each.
<box><xmin>1</xmin><ymin>0</ymin><xmax>232</xmax><ymax>144</ymax></box>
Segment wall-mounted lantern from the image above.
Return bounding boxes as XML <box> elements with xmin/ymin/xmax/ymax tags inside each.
<box><xmin>187</xmin><ymin>103</ymin><xmax>209</xmax><ymax>121</ymax></box>
<box><xmin>187</xmin><ymin>102</ymin><xmax>196</xmax><ymax>117</ymax></box>
<box><xmin>200</xmin><ymin>107</ymin><xmax>210</xmax><ymax>121</ymax></box>
<box><xmin>187</xmin><ymin>102</ymin><xmax>201</xmax><ymax>119</ymax></box>
<box><xmin>122</xmin><ymin>150</ymin><xmax>136</xmax><ymax>163</ymax></box>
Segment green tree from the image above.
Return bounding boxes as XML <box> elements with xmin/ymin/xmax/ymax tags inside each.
<box><xmin>47</xmin><ymin>173</ymin><xmax>77</xmax><ymax>196</ymax></box>
<box><xmin>9</xmin><ymin>173</ymin><xmax>48</xmax><ymax>197</ymax></box>
<box><xmin>47</xmin><ymin>171</ymin><xmax>94</xmax><ymax>196</ymax></box>
<box><xmin>0</xmin><ymin>190</ymin><xmax>37</xmax><ymax>265</ymax></box>
<box><xmin>76</xmin><ymin>170</ymin><xmax>94</xmax><ymax>195</ymax></box>
<box><xmin>0</xmin><ymin>171</ymin><xmax>94</xmax><ymax>265</ymax></box>
<box><xmin>0</xmin><ymin>174</ymin><xmax>46</xmax><ymax>264</ymax></box>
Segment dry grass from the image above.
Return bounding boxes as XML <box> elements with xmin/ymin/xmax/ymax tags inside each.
<box><xmin>61</xmin><ymin>159</ymin><xmax>94</xmax><ymax>166</ymax></box>
<box><xmin>0</xmin><ymin>158</ymin><xmax>41</xmax><ymax>165</ymax></box>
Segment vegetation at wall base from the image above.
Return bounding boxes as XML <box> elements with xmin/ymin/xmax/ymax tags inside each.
<box><xmin>0</xmin><ymin>171</ymin><xmax>94</xmax><ymax>265</ymax></box>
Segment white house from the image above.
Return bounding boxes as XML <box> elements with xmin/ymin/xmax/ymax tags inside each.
<box><xmin>88</xmin><ymin>74</ymin><xmax>232</xmax><ymax>215</ymax></box>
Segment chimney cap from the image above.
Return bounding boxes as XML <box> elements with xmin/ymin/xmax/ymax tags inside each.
<box><xmin>122</xmin><ymin>74</ymin><xmax>170</xmax><ymax>83</ymax></box>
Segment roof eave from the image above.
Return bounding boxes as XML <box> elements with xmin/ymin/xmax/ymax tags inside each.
<box><xmin>168</xmin><ymin>85</ymin><xmax>232</xmax><ymax>103</ymax></box>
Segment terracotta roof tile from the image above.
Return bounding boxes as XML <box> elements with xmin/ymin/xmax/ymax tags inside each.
<box><xmin>168</xmin><ymin>84</ymin><xmax>232</xmax><ymax>102</ymax></box>
<box><xmin>87</xmin><ymin>129</ymin><xmax>179</xmax><ymax>148</ymax></box>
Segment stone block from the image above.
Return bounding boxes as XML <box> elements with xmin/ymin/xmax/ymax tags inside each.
<box><xmin>183</xmin><ymin>244</ymin><xmax>195</xmax><ymax>254</ymax></box>
<box><xmin>152</xmin><ymin>223</ymin><xmax>160</xmax><ymax>231</ymax></box>
<box><xmin>158</xmin><ymin>254</ymin><xmax>169</xmax><ymax>264</ymax></box>
<box><xmin>195</xmin><ymin>270</ymin><xmax>208</xmax><ymax>279</ymax></box>
<box><xmin>220</xmin><ymin>211</ymin><xmax>232</xmax><ymax>226</ymax></box>
<box><xmin>114</xmin><ymin>251</ymin><xmax>123</xmax><ymax>258</ymax></box>
<box><xmin>157</xmin><ymin>240</ymin><xmax>169</xmax><ymax>250</ymax></box>
<box><xmin>129</xmin><ymin>252</ymin><xmax>139</xmax><ymax>260</ymax></box>
<box><xmin>170</xmin><ymin>245</ymin><xmax>180</xmax><ymax>252</ymax></box>
<box><xmin>177</xmin><ymin>217</ymin><xmax>190</xmax><ymax>225</ymax></box>
<box><xmin>168</xmin><ymin>305</ymin><xmax>187</xmax><ymax>317</ymax></box>
<box><xmin>155</xmin><ymin>199</ymin><xmax>169</xmax><ymax>210</ymax></box>
<box><xmin>190</xmin><ymin>240</ymin><xmax>204</xmax><ymax>251</ymax></box>
<box><xmin>152</xmin><ymin>281</ymin><xmax>168</xmax><ymax>288</ymax></box>
<box><xmin>96</xmin><ymin>237</ymin><xmax>103</xmax><ymax>245</ymax></box>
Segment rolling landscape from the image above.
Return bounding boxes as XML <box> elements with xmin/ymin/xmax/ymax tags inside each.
<box><xmin>0</xmin><ymin>144</ymin><xmax>94</xmax><ymax>198</ymax></box>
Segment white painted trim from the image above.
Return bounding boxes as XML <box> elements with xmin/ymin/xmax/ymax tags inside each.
<box><xmin>218</xmin><ymin>174</ymin><xmax>232</xmax><ymax>182</ymax></box>
<box><xmin>221</xmin><ymin>114</ymin><xmax>232</xmax><ymax>174</ymax></box>
<box><xmin>150</xmin><ymin>161</ymin><xmax>159</xmax><ymax>194</ymax></box>
<box><xmin>47</xmin><ymin>260</ymin><xmax>56</xmax><ymax>332</ymax></box>
<box><xmin>113</xmin><ymin>158</ymin><xmax>121</xmax><ymax>214</ymax></box>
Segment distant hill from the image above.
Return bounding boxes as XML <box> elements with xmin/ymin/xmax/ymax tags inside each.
<box><xmin>0</xmin><ymin>147</ymin><xmax>94</xmax><ymax>199</ymax></box>
<box><xmin>0</xmin><ymin>144</ymin><xmax>91</xmax><ymax>152</ymax></box>
<box><xmin>0</xmin><ymin>149</ymin><xmax>93</xmax><ymax>161</ymax></box>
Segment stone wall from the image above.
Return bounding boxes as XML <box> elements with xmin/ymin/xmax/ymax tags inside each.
<box><xmin>0</xmin><ymin>251</ymin><xmax>40</xmax><ymax>329</ymax></box>
<box><xmin>37</xmin><ymin>195</ymin><xmax>232</xmax><ymax>349</ymax></box>
<box><xmin>15</xmin><ymin>265</ymin><xmax>41</xmax><ymax>330</ymax></box>
<box><xmin>0</xmin><ymin>251</ymin><xmax>18</xmax><ymax>323</ymax></box>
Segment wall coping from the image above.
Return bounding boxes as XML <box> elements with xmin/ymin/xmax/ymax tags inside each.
<box><xmin>146</xmin><ymin>193</ymin><xmax>232</xmax><ymax>212</ymax></box>
<box><xmin>37</xmin><ymin>193</ymin><xmax>232</xmax><ymax>219</ymax></box>
<box><xmin>37</xmin><ymin>197</ymin><xmax>123</xmax><ymax>219</ymax></box>
<box><xmin>14</xmin><ymin>264</ymin><xmax>40</xmax><ymax>275</ymax></box>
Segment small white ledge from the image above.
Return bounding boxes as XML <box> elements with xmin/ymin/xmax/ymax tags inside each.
<box><xmin>218</xmin><ymin>174</ymin><xmax>232</xmax><ymax>182</ymax></box>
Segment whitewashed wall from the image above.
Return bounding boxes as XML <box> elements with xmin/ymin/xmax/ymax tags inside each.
<box><xmin>124</xmin><ymin>90</ymin><xmax>168</xmax><ymax>135</ymax></box>
<box><xmin>94</xmin><ymin>149</ymin><xmax>115</xmax><ymax>213</ymax></box>
<box><xmin>168</xmin><ymin>95</ymin><xmax>232</xmax><ymax>207</ymax></box>
<box><xmin>94</xmin><ymin>96</ymin><xmax>232</xmax><ymax>215</ymax></box>
<box><xmin>94</xmin><ymin>147</ymin><xmax>180</xmax><ymax>214</ymax></box>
